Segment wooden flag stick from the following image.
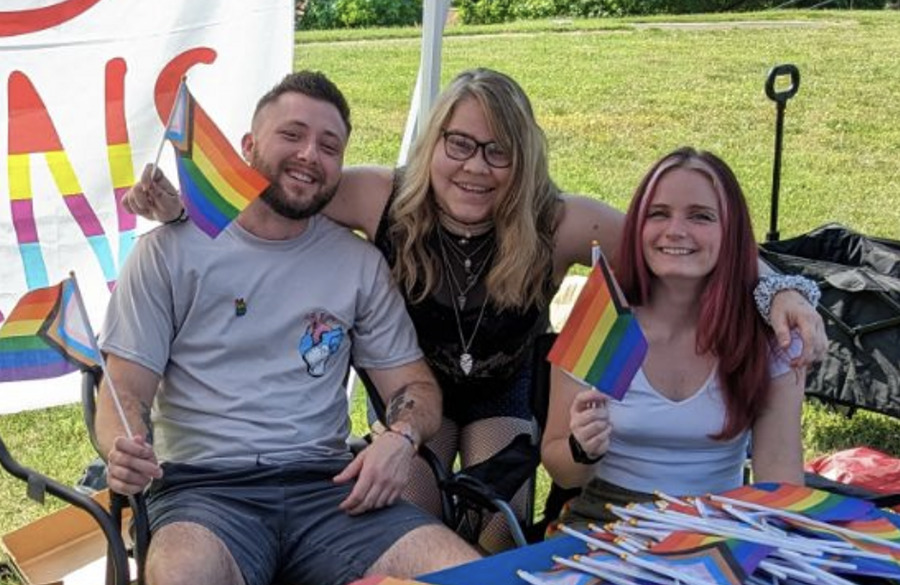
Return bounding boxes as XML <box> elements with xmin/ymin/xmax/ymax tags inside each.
<box><xmin>69</xmin><ymin>271</ymin><xmax>134</xmax><ymax>439</ymax></box>
<box><xmin>573</xmin><ymin>554</ymin><xmax>674</xmax><ymax>585</ymax></box>
<box><xmin>150</xmin><ymin>77</ymin><xmax>188</xmax><ymax>186</ymax></box>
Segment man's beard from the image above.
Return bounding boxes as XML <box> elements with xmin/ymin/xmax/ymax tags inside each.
<box><xmin>252</xmin><ymin>151</ymin><xmax>338</xmax><ymax>221</ymax></box>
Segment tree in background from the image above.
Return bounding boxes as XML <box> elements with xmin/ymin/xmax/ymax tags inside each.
<box><xmin>297</xmin><ymin>0</ymin><xmax>423</xmax><ymax>29</ymax></box>
<box><xmin>455</xmin><ymin>0</ymin><xmax>886</xmax><ymax>24</ymax></box>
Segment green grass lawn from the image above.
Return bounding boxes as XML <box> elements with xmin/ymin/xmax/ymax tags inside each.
<box><xmin>2</xmin><ymin>8</ymin><xmax>900</xmax><ymax>577</ymax></box>
<box><xmin>298</xmin><ymin>10</ymin><xmax>900</xmax><ymax>243</ymax></box>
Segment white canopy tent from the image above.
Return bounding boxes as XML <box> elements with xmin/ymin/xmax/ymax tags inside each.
<box><xmin>346</xmin><ymin>0</ymin><xmax>451</xmax><ymax>399</ymax></box>
<box><xmin>398</xmin><ymin>0</ymin><xmax>452</xmax><ymax>164</ymax></box>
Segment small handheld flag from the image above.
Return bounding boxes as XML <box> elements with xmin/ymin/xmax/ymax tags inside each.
<box><xmin>161</xmin><ymin>79</ymin><xmax>269</xmax><ymax>238</ymax></box>
<box><xmin>0</xmin><ymin>274</ymin><xmax>134</xmax><ymax>438</ymax></box>
<box><xmin>549</xmin><ymin>251</ymin><xmax>648</xmax><ymax>400</ymax></box>
<box><xmin>0</xmin><ymin>278</ymin><xmax>101</xmax><ymax>382</ymax></box>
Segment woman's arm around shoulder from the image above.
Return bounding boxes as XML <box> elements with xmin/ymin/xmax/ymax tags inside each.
<box><xmin>324</xmin><ymin>165</ymin><xmax>394</xmax><ymax>240</ymax></box>
<box><xmin>553</xmin><ymin>195</ymin><xmax>625</xmax><ymax>278</ymax></box>
<box><xmin>750</xmin><ymin>365</ymin><xmax>807</xmax><ymax>485</ymax></box>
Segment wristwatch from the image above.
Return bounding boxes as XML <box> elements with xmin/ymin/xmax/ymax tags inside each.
<box><xmin>568</xmin><ymin>433</ymin><xmax>604</xmax><ymax>465</ymax></box>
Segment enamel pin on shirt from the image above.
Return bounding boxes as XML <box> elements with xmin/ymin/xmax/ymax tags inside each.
<box><xmin>235</xmin><ymin>298</ymin><xmax>247</xmax><ymax>316</ymax></box>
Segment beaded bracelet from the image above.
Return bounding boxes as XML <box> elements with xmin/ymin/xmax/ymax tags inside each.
<box><xmin>383</xmin><ymin>428</ymin><xmax>417</xmax><ymax>452</ymax></box>
<box><xmin>753</xmin><ymin>273</ymin><xmax>821</xmax><ymax>326</ymax></box>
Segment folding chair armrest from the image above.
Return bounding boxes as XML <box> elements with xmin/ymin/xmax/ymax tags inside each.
<box><xmin>125</xmin><ymin>492</ymin><xmax>150</xmax><ymax>585</ymax></box>
<box><xmin>347</xmin><ymin>434</ymin><xmax>370</xmax><ymax>455</ymax></box>
<box><xmin>417</xmin><ymin>443</ymin><xmax>454</xmax><ymax>526</ymax></box>
<box><xmin>81</xmin><ymin>366</ymin><xmax>104</xmax><ymax>456</ymax></box>
<box><xmin>440</xmin><ymin>473</ymin><xmax>528</xmax><ymax>548</ymax></box>
<box><xmin>0</xmin><ymin>435</ymin><xmax>132</xmax><ymax>585</ymax></box>
<box><xmin>80</xmin><ymin>368</ymin><xmax>149</xmax><ymax>585</ymax></box>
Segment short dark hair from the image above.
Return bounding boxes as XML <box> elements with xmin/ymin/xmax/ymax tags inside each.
<box><xmin>253</xmin><ymin>70</ymin><xmax>352</xmax><ymax>135</ymax></box>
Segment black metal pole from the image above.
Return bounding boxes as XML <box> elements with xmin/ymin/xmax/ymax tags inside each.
<box><xmin>769</xmin><ymin>100</ymin><xmax>786</xmax><ymax>243</ymax></box>
<box><xmin>764</xmin><ymin>64</ymin><xmax>801</xmax><ymax>243</ymax></box>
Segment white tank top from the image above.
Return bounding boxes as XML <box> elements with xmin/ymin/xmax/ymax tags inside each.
<box><xmin>597</xmin><ymin>336</ymin><xmax>799</xmax><ymax>495</ymax></box>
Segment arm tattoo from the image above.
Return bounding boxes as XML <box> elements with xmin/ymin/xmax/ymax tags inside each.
<box><xmin>386</xmin><ymin>387</ymin><xmax>416</xmax><ymax>426</ymax></box>
<box><xmin>140</xmin><ymin>401</ymin><xmax>154</xmax><ymax>445</ymax></box>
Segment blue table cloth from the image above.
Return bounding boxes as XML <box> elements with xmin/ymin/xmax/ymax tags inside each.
<box><xmin>418</xmin><ymin>535</ymin><xmax>587</xmax><ymax>585</ymax></box>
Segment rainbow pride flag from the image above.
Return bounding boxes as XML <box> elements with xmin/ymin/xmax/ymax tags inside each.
<box><xmin>721</xmin><ymin>483</ymin><xmax>875</xmax><ymax>523</ymax></box>
<box><xmin>0</xmin><ymin>279</ymin><xmax>101</xmax><ymax>382</ymax></box>
<box><xmin>548</xmin><ymin>253</ymin><xmax>647</xmax><ymax>400</ymax></box>
<box><xmin>166</xmin><ymin>80</ymin><xmax>269</xmax><ymax>238</ymax></box>
<box><xmin>650</xmin><ymin>532</ymin><xmax>774</xmax><ymax>585</ymax></box>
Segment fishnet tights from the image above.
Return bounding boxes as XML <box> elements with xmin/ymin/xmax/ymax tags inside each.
<box><xmin>401</xmin><ymin>416</ymin><xmax>537</xmax><ymax>553</ymax></box>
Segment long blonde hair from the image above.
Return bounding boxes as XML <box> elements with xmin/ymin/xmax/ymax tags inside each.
<box><xmin>389</xmin><ymin>68</ymin><xmax>561</xmax><ymax>310</ymax></box>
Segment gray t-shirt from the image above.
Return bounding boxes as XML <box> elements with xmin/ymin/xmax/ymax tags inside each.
<box><xmin>100</xmin><ymin>215</ymin><xmax>422</xmax><ymax>467</ymax></box>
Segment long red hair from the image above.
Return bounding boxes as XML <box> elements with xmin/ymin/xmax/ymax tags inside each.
<box><xmin>616</xmin><ymin>147</ymin><xmax>772</xmax><ymax>440</ymax></box>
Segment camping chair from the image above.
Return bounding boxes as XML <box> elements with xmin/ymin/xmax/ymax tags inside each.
<box><xmin>0</xmin><ymin>369</ymin><xmax>133</xmax><ymax>585</ymax></box>
<box><xmin>81</xmin><ymin>367</ymin><xmax>150</xmax><ymax>585</ymax></box>
<box><xmin>357</xmin><ymin>332</ymin><xmax>579</xmax><ymax>549</ymax></box>
<box><xmin>357</xmin><ymin>386</ymin><xmax>537</xmax><ymax>548</ymax></box>
<box><xmin>79</xmin><ymin>363</ymin><xmax>445</xmax><ymax>584</ymax></box>
<box><xmin>526</xmin><ymin>333</ymin><xmax>582</xmax><ymax>542</ymax></box>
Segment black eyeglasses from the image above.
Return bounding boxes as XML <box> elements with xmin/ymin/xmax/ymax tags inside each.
<box><xmin>441</xmin><ymin>130</ymin><xmax>512</xmax><ymax>169</ymax></box>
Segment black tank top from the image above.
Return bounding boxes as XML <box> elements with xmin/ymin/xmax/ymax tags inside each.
<box><xmin>372</xmin><ymin>177</ymin><xmax>555</xmax><ymax>400</ymax></box>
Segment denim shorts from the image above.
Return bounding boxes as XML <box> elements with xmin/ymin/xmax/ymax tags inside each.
<box><xmin>146</xmin><ymin>460</ymin><xmax>438</xmax><ymax>585</ymax></box>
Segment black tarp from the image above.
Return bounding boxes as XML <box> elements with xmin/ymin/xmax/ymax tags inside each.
<box><xmin>760</xmin><ymin>224</ymin><xmax>900</xmax><ymax>419</ymax></box>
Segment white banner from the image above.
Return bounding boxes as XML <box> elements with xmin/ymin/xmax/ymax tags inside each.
<box><xmin>0</xmin><ymin>0</ymin><xmax>294</xmax><ymax>413</ymax></box>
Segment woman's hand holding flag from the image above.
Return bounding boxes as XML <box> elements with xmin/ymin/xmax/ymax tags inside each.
<box><xmin>569</xmin><ymin>389</ymin><xmax>611</xmax><ymax>463</ymax></box>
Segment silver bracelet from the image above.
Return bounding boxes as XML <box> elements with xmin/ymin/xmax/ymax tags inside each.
<box><xmin>753</xmin><ymin>273</ymin><xmax>821</xmax><ymax>325</ymax></box>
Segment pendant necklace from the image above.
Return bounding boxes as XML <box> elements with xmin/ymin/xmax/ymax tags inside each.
<box><xmin>437</xmin><ymin>227</ymin><xmax>493</xmax><ymax>309</ymax></box>
<box><xmin>440</xmin><ymin>227</ymin><xmax>494</xmax><ymax>278</ymax></box>
<box><xmin>451</xmin><ymin>294</ymin><xmax>488</xmax><ymax>376</ymax></box>
<box><xmin>437</xmin><ymin>229</ymin><xmax>491</xmax><ymax>375</ymax></box>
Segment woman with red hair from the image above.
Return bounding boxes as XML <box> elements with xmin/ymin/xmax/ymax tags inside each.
<box><xmin>542</xmin><ymin>147</ymin><xmax>808</xmax><ymax>525</ymax></box>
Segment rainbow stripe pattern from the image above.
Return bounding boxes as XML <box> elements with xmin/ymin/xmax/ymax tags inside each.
<box><xmin>722</xmin><ymin>483</ymin><xmax>875</xmax><ymax>523</ymax></box>
<box><xmin>548</xmin><ymin>253</ymin><xmax>647</xmax><ymax>400</ymax></box>
<box><xmin>0</xmin><ymin>279</ymin><xmax>101</xmax><ymax>382</ymax></box>
<box><xmin>166</xmin><ymin>80</ymin><xmax>268</xmax><ymax>238</ymax></box>
<box><xmin>650</xmin><ymin>532</ymin><xmax>774</xmax><ymax>585</ymax></box>
<box><xmin>8</xmin><ymin>71</ymin><xmax>117</xmax><ymax>290</ymax></box>
<box><xmin>105</xmin><ymin>58</ymin><xmax>138</xmax><ymax>269</ymax></box>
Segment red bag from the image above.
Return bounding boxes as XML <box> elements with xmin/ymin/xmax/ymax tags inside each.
<box><xmin>806</xmin><ymin>447</ymin><xmax>900</xmax><ymax>495</ymax></box>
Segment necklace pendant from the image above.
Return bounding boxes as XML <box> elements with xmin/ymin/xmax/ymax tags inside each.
<box><xmin>460</xmin><ymin>353</ymin><xmax>474</xmax><ymax>375</ymax></box>
<box><xmin>457</xmin><ymin>295</ymin><xmax>467</xmax><ymax>309</ymax></box>
<box><xmin>463</xmin><ymin>258</ymin><xmax>472</xmax><ymax>270</ymax></box>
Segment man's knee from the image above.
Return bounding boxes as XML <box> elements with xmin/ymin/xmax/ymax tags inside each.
<box><xmin>367</xmin><ymin>524</ymin><xmax>480</xmax><ymax>578</ymax></box>
<box><xmin>146</xmin><ymin>522</ymin><xmax>244</xmax><ymax>585</ymax></box>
